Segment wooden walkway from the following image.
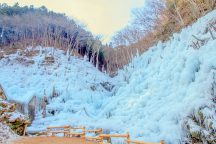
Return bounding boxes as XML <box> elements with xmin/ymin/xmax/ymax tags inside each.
<box><xmin>11</xmin><ymin>136</ymin><xmax>98</xmax><ymax>144</ymax></box>
<box><xmin>10</xmin><ymin>125</ymin><xmax>165</xmax><ymax>144</ymax></box>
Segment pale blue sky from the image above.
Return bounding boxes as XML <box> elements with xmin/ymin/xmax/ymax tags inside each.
<box><xmin>0</xmin><ymin>0</ymin><xmax>145</xmax><ymax>42</ymax></box>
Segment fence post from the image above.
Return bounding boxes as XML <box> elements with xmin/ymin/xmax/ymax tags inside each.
<box><xmin>99</xmin><ymin>135</ymin><xmax>103</xmax><ymax>144</ymax></box>
<box><xmin>127</xmin><ymin>132</ymin><xmax>130</xmax><ymax>144</ymax></box>
<box><xmin>83</xmin><ymin>126</ymin><xmax>86</xmax><ymax>137</ymax></box>
<box><xmin>100</xmin><ymin>128</ymin><xmax>103</xmax><ymax>134</ymax></box>
<box><xmin>82</xmin><ymin>126</ymin><xmax>86</xmax><ymax>144</ymax></box>
<box><xmin>47</xmin><ymin>127</ymin><xmax>50</xmax><ymax>136</ymax></box>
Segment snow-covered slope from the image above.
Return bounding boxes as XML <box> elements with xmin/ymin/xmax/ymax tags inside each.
<box><xmin>0</xmin><ymin>47</ymin><xmax>111</xmax><ymax>103</ymax></box>
<box><xmin>0</xmin><ymin>47</ymin><xmax>113</xmax><ymax>131</ymax></box>
<box><xmin>1</xmin><ymin>10</ymin><xmax>216</xmax><ymax>144</ymax></box>
<box><xmin>101</xmin><ymin>10</ymin><xmax>216</xmax><ymax>143</ymax></box>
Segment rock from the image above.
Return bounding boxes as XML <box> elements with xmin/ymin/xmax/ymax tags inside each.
<box><xmin>100</xmin><ymin>82</ymin><xmax>114</xmax><ymax>92</ymax></box>
<box><xmin>43</xmin><ymin>56</ymin><xmax>55</xmax><ymax>64</ymax></box>
<box><xmin>0</xmin><ymin>100</ymin><xmax>30</xmax><ymax>136</ymax></box>
<box><xmin>90</xmin><ymin>85</ymin><xmax>96</xmax><ymax>91</ymax></box>
<box><xmin>0</xmin><ymin>84</ymin><xmax>7</xmax><ymax>100</ymax></box>
<box><xmin>0</xmin><ymin>122</ymin><xmax>17</xmax><ymax>144</ymax></box>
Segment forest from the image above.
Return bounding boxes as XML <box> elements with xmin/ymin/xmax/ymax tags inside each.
<box><xmin>1</xmin><ymin>1</ymin><xmax>216</xmax><ymax>75</ymax></box>
<box><xmin>0</xmin><ymin>3</ymin><xmax>106</xmax><ymax>71</ymax></box>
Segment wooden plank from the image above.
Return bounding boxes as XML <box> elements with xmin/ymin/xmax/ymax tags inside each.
<box><xmin>50</xmin><ymin>131</ymin><xmax>69</xmax><ymax>133</ymax></box>
<box><xmin>127</xmin><ymin>140</ymin><xmax>165</xmax><ymax>144</ymax></box>
<box><xmin>85</xmin><ymin>136</ymin><xmax>101</xmax><ymax>140</ymax></box>
<box><xmin>100</xmin><ymin>133</ymin><xmax>130</xmax><ymax>144</ymax></box>
<box><xmin>68</xmin><ymin>132</ymin><xmax>85</xmax><ymax>135</ymax></box>
<box><xmin>84</xmin><ymin>129</ymin><xmax>103</xmax><ymax>142</ymax></box>
<box><xmin>47</xmin><ymin>125</ymin><xmax>71</xmax><ymax>137</ymax></box>
<box><xmin>67</xmin><ymin>132</ymin><xmax>85</xmax><ymax>138</ymax></box>
<box><xmin>47</xmin><ymin>125</ymin><xmax>71</xmax><ymax>129</ymax></box>
<box><xmin>84</xmin><ymin>129</ymin><xmax>102</xmax><ymax>133</ymax></box>
<box><xmin>100</xmin><ymin>134</ymin><xmax>129</xmax><ymax>138</ymax></box>
<box><xmin>128</xmin><ymin>140</ymin><xmax>159</xmax><ymax>144</ymax></box>
<box><xmin>71</xmin><ymin>126</ymin><xmax>85</xmax><ymax>130</ymax></box>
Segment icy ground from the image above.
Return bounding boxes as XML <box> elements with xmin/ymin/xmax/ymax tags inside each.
<box><xmin>0</xmin><ymin>10</ymin><xmax>216</xmax><ymax>144</ymax></box>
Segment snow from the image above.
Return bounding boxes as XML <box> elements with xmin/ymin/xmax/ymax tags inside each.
<box><xmin>0</xmin><ymin>47</ymin><xmax>112</xmax><ymax>104</ymax></box>
<box><xmin>101</xmin><ymin>10</ymin><xmax>216</xmax><ymax>143</ymax></box>
<box><xmin>0</xmin><ymin>46</ymin><xmax>114</xmax><ymax>135</ymax></box>
<box><xmin>0</xmin><ymin>28</ymin><xmax>3</xmax><ymax>38</ymax></box>
<box><xmin>0</xmin><ymin>122</ymin><xmax>17</xmax><ymax>144</ymax></box>
<box><xmin>7</xmin><ymin>111</ymin><xmax>28</xmax><ymax>122</ymax></box>
<box><xmin>0</xmin><ymin>10</ymin><xmax>216</xmax><ymax>144</ymax></box>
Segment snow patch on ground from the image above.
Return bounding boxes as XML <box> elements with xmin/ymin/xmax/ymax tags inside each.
<box><xmin>0</xmin><ymin>122</ymin><xmax>17</xmax><ymax>144</ymax></box>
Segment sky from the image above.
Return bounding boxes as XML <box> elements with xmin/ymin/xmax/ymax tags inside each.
<box><xmin>0</xmin><ymin>0</ymin><xmax>145</xmax><ymax>43</ymax></box>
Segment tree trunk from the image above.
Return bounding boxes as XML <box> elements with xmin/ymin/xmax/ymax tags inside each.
<box><xmin>174</xmin><ymin>0</ymin><xmax>185</xmax><ymax>26</ymax></box>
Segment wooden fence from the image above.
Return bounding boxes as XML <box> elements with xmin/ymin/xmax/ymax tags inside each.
<box><xmin>46</xmin><ymin>125</ymin><xmax>165</xmax><ymax>144</ymax></box>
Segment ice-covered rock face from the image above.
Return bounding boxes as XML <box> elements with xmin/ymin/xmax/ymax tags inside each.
<box><xmin>101</xmin><ymin>10</ymin><xmax>216</xmax><ymax>143</ymax></box>
<box><xmin>0</xmin><ymin>46</ymin><xmax>114</xmax><ymax>132</ymax></box>
<box><xmin>0</xmin><ymin>46</ymin><xmax>112</xmax><ymax>104</ymax></box>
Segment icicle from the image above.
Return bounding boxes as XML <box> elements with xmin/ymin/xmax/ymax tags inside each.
<box><xmin>136</xmin><ymin>49</ymin><xmax>139</xmax><ymax>57</ymax></box>
<box><xmin>66</xmin><ymin>48</ymin><xmax>69</xmax><ymax>57</ymax></box>
<box><xmin>66</xmin><ymin>48</ymin><xmax>70</xmax><ymax>61</ymax></box>
<box><xmin>53</xmin><ymin>48</ymin><xmax>55</xmax><ymax>56</ymax></box>
<box><xmin>0</xmin><ymin>28</ymin><xmax>4</xmax><ymax>38</ymax></box>
<box><xmin>83</xmin><ymin>55</ymin><xmax>87</xmax><ymax>61</ymax></box>
<box><xmin>39</xmin><ymin>46</ymin><xmax>42</xmax><ymax>56</ymax></box>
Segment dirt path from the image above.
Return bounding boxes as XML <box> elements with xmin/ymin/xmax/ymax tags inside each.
<box><xmin>11</xmin><ymin>136</ymin><xmax>99</xmax><ymax>144</ymax></box>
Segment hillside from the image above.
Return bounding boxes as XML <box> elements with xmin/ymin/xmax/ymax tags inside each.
<box><xmin>0</xmin><ymin>3</ymin><xmax>107</xmax><ymax>72</ymax></box>
<box><xmin>0</xmin><ymin>8</ymin><xmax>216</xmax><ymax>144</ymax></box>
<box><xmin>1</xmin><ymin>2</ymin><xmax>216</xmax><ymax>144</ymax></box>
<box><xmin>0</xmin><ymin>46</ymin><xmax>113</xmax><ymax>114</ymax></box>
<box><xmin>103</xmin><ymin>9</ymin><xmax>216</xmax><ymax>143</ymax></box>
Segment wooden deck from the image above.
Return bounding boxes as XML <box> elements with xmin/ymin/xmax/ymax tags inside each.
<box><xmin>11</xmin><ymin>136</ymin><xmax>99</xmax><ymax>144</ymax></box>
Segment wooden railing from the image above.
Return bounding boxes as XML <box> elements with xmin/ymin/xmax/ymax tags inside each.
<box><xmin>85</xmin><ymin>128</ymin><xmax>103</xmax><ymax>142</ymax></box>
<box><xmin>66</xmin><ymin>126</ymin><xmax>86</xmax><ymax>138</ymax></box>
<box><xmin>99</xmin><ymin>133</ymin><xmax>130</xmax><ymax>144</ymax></box>
<box><xmin>46</xmin><ymin>125</ymin><xmax>165</xmax><ymax>144</ymax></box>
<box><xmin>84</xmin><ymin>128</ymin><xmax>103</xmax><ymax>134</ymax></box>
<box><xmin>99</xmin><ymin>133</ymin><xmax>165</xmax><ymax>144</ymax></box>
<box><xmin>47</xmin><ymin>125</ymin><xmax>71</xmax><ymax>137</ymax></box>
